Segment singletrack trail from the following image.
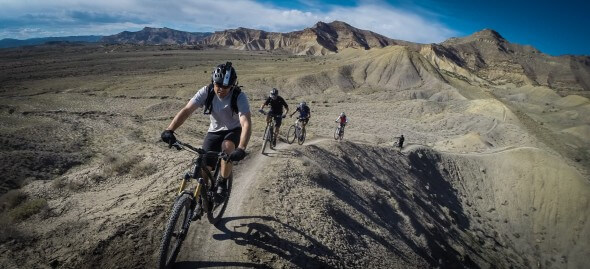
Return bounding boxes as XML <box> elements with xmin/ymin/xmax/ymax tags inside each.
<box><xmin>173</xmin><ymin>138</ymin><xmax>328</xmax><ymax>268</ymax></box>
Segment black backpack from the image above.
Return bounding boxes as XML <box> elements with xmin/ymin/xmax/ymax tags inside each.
<box><xmin>203</xmin><ymin>83</ymin><xmax>242</xmax><ymax>115</ymax></box>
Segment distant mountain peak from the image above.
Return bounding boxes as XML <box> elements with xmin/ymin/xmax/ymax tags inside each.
<box><xmin>472</xmin><ymin>28</ymin><xmax>505</xmax><ymax>41</ymax></box>
<box><xmin>442</xmin><ymin>28</ymin><xmax>507</xmax><ymax>47</ymax></box>
<box><xmin>313</xmin><ymin>20</ymin><xmax>354</xmax><ymax>30</ymax></box>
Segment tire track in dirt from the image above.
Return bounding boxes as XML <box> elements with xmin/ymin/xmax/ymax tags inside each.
<box><xmin>173</xmin><ymin>138</ymin><xmax>328</xmax><ymax>268</ymax></box>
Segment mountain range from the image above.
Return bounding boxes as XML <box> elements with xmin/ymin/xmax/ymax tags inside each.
<box><xmin>100</xmin><ymin>21</ymin><xmax>590</xmax><ymax>94</ymax></box>
<box><xmin>0</xmin><ymin>35</ymin><xmax>102</xmax><ymax>48</ymax></box>
<box><xmin>2</xmin><ymin>21</ymin><xmax>588</xmax><ymax>94</ymax></box>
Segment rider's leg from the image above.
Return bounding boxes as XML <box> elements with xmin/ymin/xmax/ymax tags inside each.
<box><xmin>220</xmin><ymin>140</ymin><xmax>235</xmax><ymax>178</ymax></box>
<box><xmin>274</xmin><ymin>126</ymin><xmax>280</xmax><ymax>141</ymax></box>
<box><xmin>274</xmin><ymin>115</ymin><xmax>282</xmax><ymax>144</ymax></box>
<box><xmin>202</xmin><ymin>131</ymin><xmax>224</xmax><ymax>173</ymax></box>
<box><xmin>220</xmin><ymin>128</ymin><xmax>242</xmax><ymax>178</ymax></box>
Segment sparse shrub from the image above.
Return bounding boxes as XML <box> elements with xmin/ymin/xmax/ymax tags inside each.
<box><xmin>131</xmin><ymin>161</ymin><xmax>158</xmax><ymax>178</ymax></box>
<box><xmin>65</xmin><ymin>179</ymin><xmax>85</xmax><ymax>191</ymax></box>
<box><xmin>0</xmin><ymin>189</ymin><xmax>28</xmax><ymax>212</ymax></box>
<box><xmin>103</xmin><ymin>153</ymin><xmax>143</xmax><ymax>176</ymax></box>
<box><xmin>90</xmin><ymin>173</ymin><xmax>106</xmax><ymax>183</ymax></box>
<box><xmin>51</xmin><ymin>176</ymin><xmax>85</xmax><ymax>191</ymax></box>
<box><xmin>51</xmin><ymin>177</ymin><xmax>67</xmax><ymax>189</ymax></box>
<box><xmin>0</xmin><ymin>217</ymin><xmax>23</xmax><ymax>243</ymax></box>
<box><xmin>8</xmin><ymin>198</ymin><xmax>48</xmax><ymax>221</ymax></box>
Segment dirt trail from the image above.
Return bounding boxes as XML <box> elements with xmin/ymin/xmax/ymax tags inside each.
<box><xmin>174</xmin><ymin>138</ymin><xmax>328</xmax><ymax>267</ymax></box>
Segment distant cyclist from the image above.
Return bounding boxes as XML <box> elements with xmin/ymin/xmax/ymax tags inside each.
<box><xmin>161</xmin><ymin>62</ymin><xmax>251</xmax><ymax>200</ymax></box>
<box><xmin>335</xmin><ymin>112</ymin><xmax>348</xmax><ymax>131</ymax></box>
<box><xmin>398</xmin><ymin>134</ymin><xmax>405</xmax><ymax>149</ymax></box>
<box><xmin>289</xmin><ymin>101</ymin><xmax>311</xmax><ymax>133</ymax></box>
<box><xmin>259</xmin><ymin>88</ymin><xmax>288</xmax><ymax>147</ymax></box>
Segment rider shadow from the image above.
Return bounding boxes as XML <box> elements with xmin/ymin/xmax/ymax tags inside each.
<box><xmin>261</xmin><ymin>147</ymin><xmax>295</xmax><ymax>158</ymax></box>
<box><xmin>175</xmin><ymin>215</ymin><xmax>335</xmax><ymax>268</ymax></box>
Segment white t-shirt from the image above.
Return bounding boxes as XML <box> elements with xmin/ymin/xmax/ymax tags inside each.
<box><xmin>190</xmin><ymin>86</ymin><xmax>250</xmax><ymax>132</ymax></box>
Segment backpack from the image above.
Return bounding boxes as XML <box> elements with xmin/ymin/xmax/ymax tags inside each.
<box><xmin>300</xmin><ymin>105</ymin><xmax>310</xmax><ymax>116</ymax></box>
<box><xmin>203</xmin><ymin>83</ymin><xmax>242</xmax><ymax>115</ymax></box>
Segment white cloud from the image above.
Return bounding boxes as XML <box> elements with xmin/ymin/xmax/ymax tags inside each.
<box><xmin>0</xmin><ymin>0</ymin><xmax>457</xmax><ymax>43</ymax></box>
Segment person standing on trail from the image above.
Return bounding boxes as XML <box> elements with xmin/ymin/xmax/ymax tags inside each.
<box><xmin>398</xmin><ymin>134</ymin><xmax>404</xmax><ymax>149</ymax></box>
<box><xmin>290</xmin><ymin>101</ymin><xmax>311</xmax><ymax>133</ymax></box>
<box><xmin>259</xmin><ymin>88</ymin><xmax>288</xmax><ymax>147</ymax></box>
<box><xmin>161</xmin><ymin>62</ymin><xmax>252</xmax><ymax>200</ymax></box>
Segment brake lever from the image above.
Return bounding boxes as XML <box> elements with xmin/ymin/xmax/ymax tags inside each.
<box><xmin>169</xmin><ymin>141</ymin><xmax>182</xmax><ymax>151</ymax></box>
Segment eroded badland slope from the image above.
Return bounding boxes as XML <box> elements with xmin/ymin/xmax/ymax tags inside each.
<box><xmin>0</xmin><ymin>39</ymin><xmax>588</xmax><ymax>268</ymax></box>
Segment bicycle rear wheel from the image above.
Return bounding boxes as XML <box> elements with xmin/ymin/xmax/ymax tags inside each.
<box><xmin>261</xmin><ymin>125</ymin><xmax>269</xmax><ymax>154</ymax></box>
<box><xmin>297</xmin><ymin>127</ymin><xmax>306</xmax><ymax>145</ymax></box>
<box><xmin>207</xmin><ymin>174</ymin><xmax>233</xmax><ymax>224</ymax></box>
<box><xmin>269</xmin><ymin>125</ymin><xmax>275</xmax><ymax>150</ymax></box>
<box><xmin>286</xmin><ymin>125</ymin><xmax>296</xmax><ymax>144</ymax></box>
<box><xmin>158</xmin><ymin>193</ymin><xmax>192</xmax><ymax>269</ymax></box>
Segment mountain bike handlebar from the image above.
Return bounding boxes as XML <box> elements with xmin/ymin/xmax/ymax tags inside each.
<box><xmin>171</xmin><ymin>140</ymin><xmax>228</xmax><ymax>160</ymax></box>
<box><xmin>259</xmin><ymin>110</ymin><xmax>285</xmax><ymax>118</ymax></box>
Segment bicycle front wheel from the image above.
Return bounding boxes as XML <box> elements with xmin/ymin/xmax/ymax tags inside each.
<box><xmin>334</xmin><ymin>127</ymin><xmax>339</xmax><ymax>140</ymax></box>
<box><xmin>297</xmin><ymin>127</ymin><xmax>306</xmax><ymax>145</ymax></box>
<box><xmin>208</xmin><ymin>175</ymin><xmax>233</xmax><ymax>224</ymax></box>
<box><xmin>158</xmin><ymin>194</ymin><xmax>192</xmax><ymax>269</ymax></box>
<box><xmin>286</xmin><ymin>125</ymin><xmax>296</xmax><ymax>144</ymax></box>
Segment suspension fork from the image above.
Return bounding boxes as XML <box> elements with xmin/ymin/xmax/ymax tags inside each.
<box><xmin>190</xmin><ymin>156</ymin><xmax>205</xmax><ymax>198</ymax></box>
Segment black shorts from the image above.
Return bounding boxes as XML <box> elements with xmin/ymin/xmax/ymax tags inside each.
<box><xmin>298</xmin><ymin>117</ymin><xmax>309</xmax><ymax>125</ymax></box>
<box><xmin>202</xmin><ymin>128</ymin><xmax>241</xmax><ymax>166</ymax></box>
<box><xmin>268</xmin><ymin>111</ymin><xmax>283</xmax><ymax>127</ymax></box>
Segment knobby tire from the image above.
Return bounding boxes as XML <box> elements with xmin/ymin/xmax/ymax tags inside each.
<box><xmin>158</xmin><ymin>194</ymin><xmax>192</xmax><ymax>269</ymax></box>
<box><xmin>261</xmin><ymin>125</ymin><xmax>269</xmax><ymax>154</ymax></box>
<box><xmin>286</xmin><ymin>125</ymin><xmax>296</xmax><ymax>144</ymax></box>
<box><xmin>297</xmin><ymin>127</ymin><xmax>306</xmax><ymax>145</ymax></box>
<box><xmin>207</xmin><ymin>175</ymin><xmax>233</xmax><ymax>224</ymax></box>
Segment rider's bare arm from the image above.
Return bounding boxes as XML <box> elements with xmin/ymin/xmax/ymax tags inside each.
<box><xmin>167</xmin><ymin>100</ymin><xmax>199</xmax><ymax>131</ymax></box>
<box><xmin>238</xmin><ymin>112</ymin><xmax>252</xmax><ymax>150</ymax></box>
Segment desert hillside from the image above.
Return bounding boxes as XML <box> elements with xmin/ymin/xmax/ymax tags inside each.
<box><xmin>0</xmin><ymin>34</ymin><xmax>588</xmax><ymax>269</ymax></box>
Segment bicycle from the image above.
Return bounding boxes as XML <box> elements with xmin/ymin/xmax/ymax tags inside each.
<box><xmin>286</xmin><ymin>118</ymin><xmax>306</xmax><ymax>145</ymax></box>
<box><xmin>158</xmin><ymin>139</ymin><xmax>233</xmax><ymax>269</ymax></box>
<box><xmin>259</xmin><ymin>110</ymin><xmax>281</xmax><ymax>153</ymax></box>
<box><xmin>334</xmin><ymin>123</ymin><xmax>345</xmax><ymax>141</ymax></box>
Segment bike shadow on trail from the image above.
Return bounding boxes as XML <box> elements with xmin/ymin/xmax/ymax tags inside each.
<box><xmin>260</xmin><ymin>146</ymin><xmax>296</xmax><ymax>158</ymax></box>
<box><xmin>174</xmin><ymin>215</ymin><xmax>335</xmax><ymax>268</ymax></box>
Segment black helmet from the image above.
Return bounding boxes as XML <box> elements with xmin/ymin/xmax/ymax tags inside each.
<box><xmin>270</xmin><ymin>88</ymin><xmax>278</xmax><ymax>96</ymax></box>
<box><xmin>211</xmin><ymin>62</ymin><xmax>237</xmax><ymax>87</ymax></box>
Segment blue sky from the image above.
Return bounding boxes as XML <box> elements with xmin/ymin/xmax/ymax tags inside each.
<box><xmin>0</xmin><ymin>0</ymin><xmax>587</xmax><ymax>55</ymax></box>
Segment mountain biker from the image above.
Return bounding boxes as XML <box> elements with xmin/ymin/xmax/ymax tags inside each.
<box><xmin>335</xmin><ymin>112</ymin><xmax>348</xmax><ymax>134</ymax></box>
<box><xmin>259</xmin><ymin>88</ymin><xmax>288</xmax><ymax>147</ymax></box>
<box><xmin>289</xmin><ymin>101</ymin><xmax>311</xmax><ymax>133</ymax></box>
<box><xmin>161</xmin><ymin>62</ymin><xmax>252</xmax><ymax>200</ymax></box>
<box><xmin>398</xmin><ymin>134</ymin><xmax>405</xmax><ymax>149</ymax></box>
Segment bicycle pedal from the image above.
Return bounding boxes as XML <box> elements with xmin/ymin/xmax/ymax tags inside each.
<box><xmin>191</xmin><ymin>211</ymin><xmax>202</xmax><ymax>221</ymax></box>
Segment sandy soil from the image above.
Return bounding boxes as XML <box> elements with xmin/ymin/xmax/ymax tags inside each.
<box><xmin>0</xmin><ymin>44</ymin><xmax>588</xmax><ymax>268</ymax></box>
